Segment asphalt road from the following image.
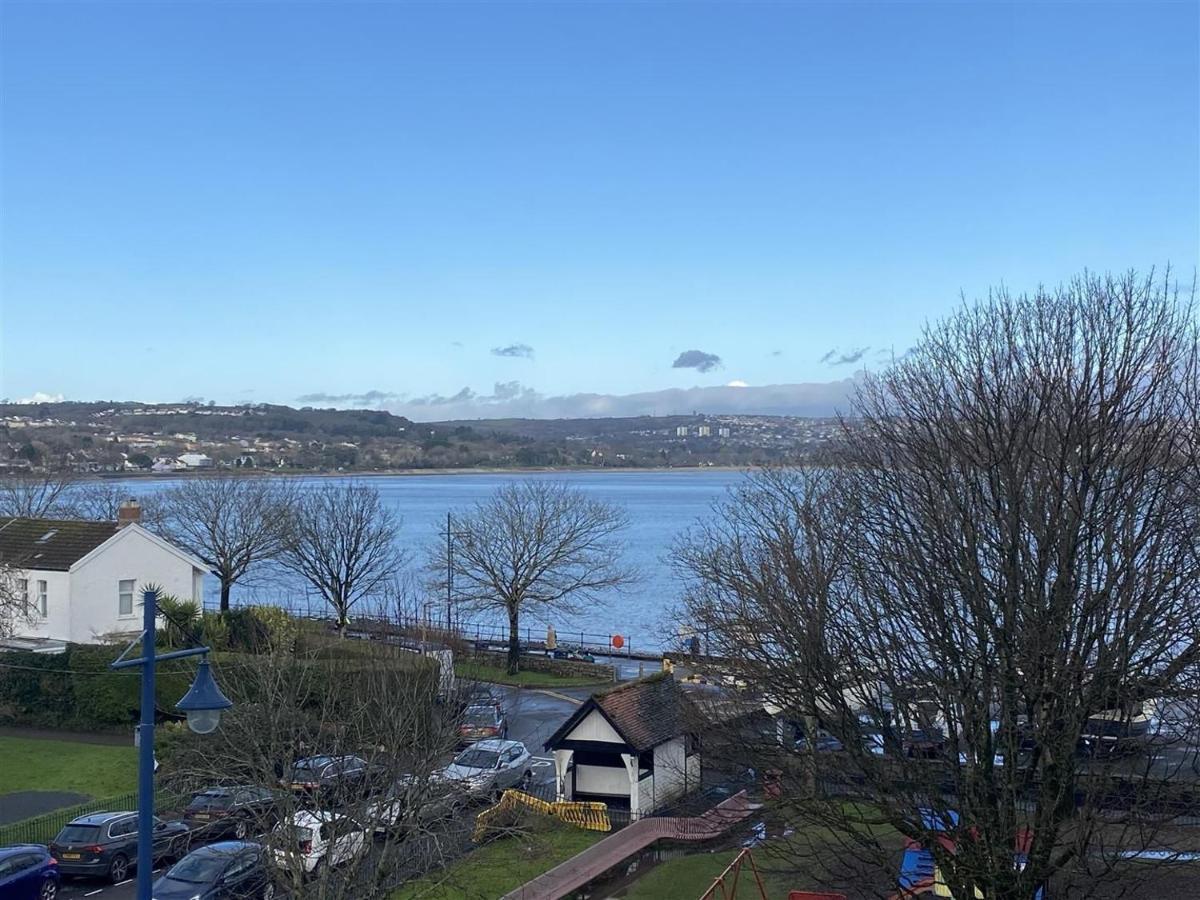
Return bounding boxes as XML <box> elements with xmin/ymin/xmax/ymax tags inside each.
<box><xmin>55</xmin><ymin>685</ymin><xmax>582</xmax><ymax>900</ymax></box>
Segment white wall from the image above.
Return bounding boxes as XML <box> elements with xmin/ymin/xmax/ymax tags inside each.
<box><xmin>564</xmin><ymin>709</ymin><xmax>624</xmax><ymax>744</ymax></box>
<box><xmin>651</xmin><ymin>737</ymin><xmax>689</xmax><ymax>808</ymax></box>
<box><xmin>67</xmin><ymin>528</ymin><xmax>202</xmax><ymax>643</ymax></box>
<box><xmin>575</xmin><ymin>764</ymin><xmax>631</xmax><ymax>797</ymax></box>
<box><xmin>10</xmin><ymin>570</ymin><xmax>72</xmax><ymax>642</ymax></box>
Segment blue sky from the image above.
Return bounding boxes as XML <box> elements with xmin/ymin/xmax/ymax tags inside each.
<box><xmin>2</xmin><ymin>0</ymin><xmax>1197</xmax><ymax>418</ymax></box>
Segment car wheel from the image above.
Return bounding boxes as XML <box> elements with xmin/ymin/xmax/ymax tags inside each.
<box><xmin>234</xmin><ymin>818</ymin><xmax>249</xmax><ymax>840</ymax></box>
<box><xmin>40</xmin><ymin>880</ymin><xmax>58</xmax><ymax>900</ymax></box>
<box><xmin>109</xmin><ymin>853</ymin><xmax>130</xmax><ymax>883</ymax></box>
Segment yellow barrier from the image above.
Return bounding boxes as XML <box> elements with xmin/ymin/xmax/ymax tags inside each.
<box><xmin>473</xmin><ymin>790</ymin><xmax>611</xmax><ymax>841</ymax></box>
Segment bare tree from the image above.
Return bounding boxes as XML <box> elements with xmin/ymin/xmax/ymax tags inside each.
<box><xmin>0</xmin><ymin>471</ymin><xmax>78</xmax><ymax>518</ymax></box>
<box><xmin>279</xmin><ymin>482</ymin><xmax>403</xmax><ymax>631</ymax></box>
<box><xmin>433</xmin><ymin>481</ymin><xmax>634</xmax><ymax>674</ymax></box>
<box><xmin>159</xmin><ymin>630</ymin><xmax>468</xmax><ymax>899</ymax></box>
<box><xmin>0</xmin><ymin>561</ymin><xmax>33</xmax><ymax>639</ymax></box>
<box><xmin>157</xmin><ymin>475</ymin><xmax>295</xmax><ymax>612</ymax></box>
<box><xmin>675</xmin><ymin>270</ymin><xmax>1200</xmax><ymax>899</ymax></box>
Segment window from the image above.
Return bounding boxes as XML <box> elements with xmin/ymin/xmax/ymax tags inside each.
<box><xmin>35</xmin><ymin>580</ymin><xmax>47</xmax><ymax>617</ymax></box>
<box><xmin>118</xmin><ymin>579</ymin><xmax>135</xmax><ymax>617</ymax></box>
<box><xmin>17</xmin><ymin>579</ymin><xmax>28</xmax><ymax>613</ymax></box>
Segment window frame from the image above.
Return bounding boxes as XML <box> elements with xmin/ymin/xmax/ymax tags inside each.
<box><xmin>118</xmin><ymin>579</ymin><xmax>135</xmax><ymax>618</ymax></box>
<box><xmin>35</xmin><ymin>579</ymin><xmax>47</xmax><ymax>617</ymax></box>
<box><xmin>17</xmin><ymin>578</ymin><xmax>29</xmax><ymax>614</ymax></box>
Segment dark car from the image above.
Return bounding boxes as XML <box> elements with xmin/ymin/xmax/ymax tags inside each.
<box><xmin>551</xmin><ymin>647</ymin><xmax>595</xmax><ymax>663</ymax></box>
<box><xmin>152</xmin><ymin>841</ymin><xmax>275</xmax><ymax>900</ymax></box>
<box><xmin>458</xmin><ymin>703</ymin><xmax>508</xmax><ymax>746</ymax></box>
<box><xmin>288</xmin><ymin>755</ymin><xmax>370</xmax><ymax>802</ymax></box>
<box><xmin>48</xmin><ymin>812</ymin><xmax>189</xmax><ymax>883</ymax></box>
<box><xmin>0</xmin><ymin>845</ymin><xmax>60</xmax><ymax>900</ymax></box>
<box><xmin>184</xmin><ymin>787</ymin><xmax>280</xmax><ymax>840</ymax></box>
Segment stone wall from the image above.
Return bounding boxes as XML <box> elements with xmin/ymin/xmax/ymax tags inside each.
<box><xmin>470</xmin><ymin>649</ymin><xmax>615</xmax><ymax>681</ymax></box>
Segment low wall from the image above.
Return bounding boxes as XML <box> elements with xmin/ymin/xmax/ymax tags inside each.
<box><xmin>470</xmin><ymin>650</ymin><xmax>615</xmax><ymax>681</ymax></box>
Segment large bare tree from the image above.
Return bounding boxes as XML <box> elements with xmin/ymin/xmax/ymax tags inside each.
<box><xmin>158</xmin><ymin>475</ymin><xmax>296</xmax><ymax>611</ymax></box>
<box><xmin>0</xmin><ymin>471</ymin><xmax>78</xmax><ymax>518</ymax></box>
<box><xmin>434</xmin><ymin>480</ymin><xmax>634</xmax><ymax>674</ymax></box>
<box><xmin>279</xmin><ymin>482</ymin><xmax>403</xmax><ymax>631</ymax></box>
<box><xmin>675</xmin><ymin>270</ymin><xmax>1200</xmax><ymax>899</ymax></box>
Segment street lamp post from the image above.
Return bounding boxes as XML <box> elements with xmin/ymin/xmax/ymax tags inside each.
<box><xmin>110</xmin><ymin>588</ymin><xmax>232</xmax><ymax>900</ymax></box>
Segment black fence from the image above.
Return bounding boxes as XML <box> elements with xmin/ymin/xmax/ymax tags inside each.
<box><xmin>0</xmin><ymin>790</ymin><xmax>184</xmax><ymax>847</ymax></box>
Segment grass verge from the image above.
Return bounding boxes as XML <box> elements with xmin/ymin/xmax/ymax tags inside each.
<box><xmin>392</xmin><ymin>821</ymin><xmax>603</xmax><ymax>899</ymax></box>
<box><xmin>454</xmin><ymin>660</ymin><xmax>606</xmax><ymax>688</ymax></box>
<box><xmin>0</xmin><ymin>735</ymin><xmax>136</xmax><ymax>798</ymax></box>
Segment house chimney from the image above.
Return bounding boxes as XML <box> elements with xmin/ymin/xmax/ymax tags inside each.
<box><xmin>117</xmin><ymin>499</ymin><xmax>141</xmax><ymax>528</ymax></box>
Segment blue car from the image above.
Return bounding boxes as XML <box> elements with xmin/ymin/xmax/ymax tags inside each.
<box><xmin>152</xmin><ymin>841</ymin><xmax>275</xmax><ymax>900</ymax></box>
<box><xmin>0</xmin><ymin>844</ymin><xmax>60</xmax><ymax>900</ymax></box>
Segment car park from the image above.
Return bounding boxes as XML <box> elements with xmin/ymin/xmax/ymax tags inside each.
<box><xmin>270</xmin><ymin>810</ymin><xmax>367</xmax><ymax>877</ymax></box>
<box><xmin>184</xmin><ymin>786</ymin><xmax>280</xmax><ymax>840</ymax></box>
<box><xmin>287</xmin><ymin>755</ymin><xmax>371</xmax><ymax>802</ymax></box>
<box><xmin>0</xmin><ymin>844</ymin><xmax>60</xmax><ymax>900</ymax></box>
<box><xmin>440</xmin><ymin>739</ymin><xmax>533</xmax><ymax>799</ymax></box>
<box><xmin>152</xmin><ymin>841</ymin><xmax>275</xmax><ymax>899</ymax></box>
<box><xmin>48</xmin><ymin>811</ymin><xmax>189</xmax><ymax>883</ymax></box>
<box><xmin>458</xmin><ymin>702</ymin><xmax>508</xmax><ymax>745</ymax></box>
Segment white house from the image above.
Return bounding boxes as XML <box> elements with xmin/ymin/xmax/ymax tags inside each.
<box><xmin>545</xmin><ymin>674</ymin><xmax>701</xmax><ymax>816</ymax></box>
<box><xmin>177</xmin><ymin>453</ymin><xmax>214</xmax><ymax>469</ymax></box>
<box><xmin>0</xmin><ymin>501</ymin><xmax>208</xmax><ymax>645</ymax></box>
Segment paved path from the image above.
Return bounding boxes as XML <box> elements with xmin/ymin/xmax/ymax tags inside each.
<box><xmin>499</xmin><ymin>791</ymin><xmax>758</xmax><ymax>900</ymax></box>
<box><xmin>0</xmin><ymin>726</ymin><xmax>130</xmax><ymax>746</ymax></box>
<box><xmin>0</xmin><ymin>790</ymin><xmax>92</xmax><ymax>825</ymax></box>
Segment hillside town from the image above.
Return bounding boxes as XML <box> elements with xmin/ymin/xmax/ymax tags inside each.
<box><xmin>0</xmin><ymin>402</ymin><xmax>843</xmax><ymax>475</ymax></box>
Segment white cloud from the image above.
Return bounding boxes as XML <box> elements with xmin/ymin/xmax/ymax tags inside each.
<box><xmin>16</xmin><ymin>391</ymin><xmax>64</xmax><ymax>404</ymax></box>
<box><xmin>726</xmin><ymin>380</ymin><xmax>749</xmax><ymax>388</ymax></box>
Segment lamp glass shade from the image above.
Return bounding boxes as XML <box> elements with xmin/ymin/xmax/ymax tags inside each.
<box><xmin>186</xmin><ymin>708</ymin><xmax>221</xmax><ymax>735</ymax></box>
<box><xmin>176</xmin><ymin>658</ymin><xmax>233</xmax><ymax>733</ymax></box>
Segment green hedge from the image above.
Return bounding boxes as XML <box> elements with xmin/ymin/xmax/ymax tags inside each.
<box><xmin>0</xmin><ymin>645</ymin><xmax>204</xmax><ymax>731</ymax></box>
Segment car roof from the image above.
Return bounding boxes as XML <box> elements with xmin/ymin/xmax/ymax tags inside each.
<box><xmin>287</xmin><ymin>809</ymin><xmax>346</xmax><ymax>827</ymax></box>
<box><xmin>188</xmin><ymin>840</ymin><xmax>261</xmax><ymax>857</ymax></box>
<box><xmin>467</xmin><ymin>739</ymin><xmax>524</xmax><ymax>752</ymax></box>
<box><xmin>0</xmin><ymin>845</ymin><xmax>47</xmax><ymax>859</ymax></box>
<box><xmin>69</xmin><ymin>811</ymin><xmax>134</xmax><ymax>825</ymax></box>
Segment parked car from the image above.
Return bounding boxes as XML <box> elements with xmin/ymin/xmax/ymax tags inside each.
<box><xmin>270</xmin><ymin>810</ymin><xmax>367</xmax><ymax>877</ymax></box>
<box><xmin>551</xmin><ymin>648</ymin><xmax>595</xmax><ymax>663</ymax></box>
<box><xmin>364</xmin><ymin>775</ymin><xmax>463</xmax><ymax>835</ymax></box>
<box><xmin>458</xmin><ymin>703</ymin><xmax>508</xmax><ymax>745</ymax></box>
<box><xmin>440</xmin><ymin>739</ymin><xmax>533</xmax><ymax>799</ymax></box>
<box><xmin>184</xmin><ymin>786</ymin><xmax>280</xmax><ymax>840</ymax></box>
<box><xmin>48</xmin><ymin>812</ymin><xmax>189</xmax><ymax>883</ymax></box>
<box><xmin>0</xmin><ymin>844</ymin><xmax>60</xmax><ymax>900</ymax></box>
<box><xmin>287</xmin><ymin>755</ymin><xmax>371</xmax><ymax>802</ymax></box>
<box><xmin>152</xmin><ymin>841</ymin><xmax>275</xmax><ymax>900</ymax></box>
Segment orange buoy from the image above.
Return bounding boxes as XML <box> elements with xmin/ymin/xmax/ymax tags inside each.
<box><xmin>611</xmin><ymin>634</ymin><xmax>625</xmax><ymax>649</ymax></box>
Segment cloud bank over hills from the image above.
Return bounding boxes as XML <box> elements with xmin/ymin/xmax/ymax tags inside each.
<box><xmin>345</xmin><ymin>377</ymin><xmax>863</xmax><ymax>421</ymax></box>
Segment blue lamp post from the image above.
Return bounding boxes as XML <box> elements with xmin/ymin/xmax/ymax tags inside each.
<box><xmin>110</xmin><ymin>588</ymin><xmax>233</xmax><ymax>900</ymax></box>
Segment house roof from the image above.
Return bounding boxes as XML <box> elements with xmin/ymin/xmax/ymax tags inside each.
<box><xmin>0</xmin><ymin>517</ymin><xmax>119</xmax><ymax>571</ymax></box>
<box><xmin>545</xmin><ymin>673</ymin><xmax>697</xmax><ymax>754</ymax></box>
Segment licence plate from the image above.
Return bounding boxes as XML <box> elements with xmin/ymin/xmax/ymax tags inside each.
<box><xmin>193</xmin><ymin>813</ymin><xmax>209</xmax><ymax>820</ymax></box>
<box><xmin>61</xmin><ymin>853</ymin><xmax>81</xmax><ymax>860</ymax></box>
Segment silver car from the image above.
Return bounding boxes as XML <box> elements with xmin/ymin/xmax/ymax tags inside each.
<box><xmin>440</xmin><ymin>739</ymin><xmax>532</xmax><ymax>799</ymax></box>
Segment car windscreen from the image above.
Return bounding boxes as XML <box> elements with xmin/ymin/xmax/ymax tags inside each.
<box><xmin>454</xmin><ymin>749</ymin><xmax>500</xmax><ymax>769</ymax></box>
<box><xmin>187</xmin><ymin>792</ymin><xmax>232</xmax><ymax>810</ymax></box>
<box><xmin>291</xmin><ymin>759</ymin><xmax>331</xmax><ymax>777</ymax></box>
<box><xmin>464</xmin><ymin>708</ymin><xmax>497</xmax><ymax>726</ymax></box>
<box><xmin>282</xmin><ymin>825</ymin><xmax>314</xmax><ymax>844</ymax></box>
<box><xmin>55</xmin><ymin>824</ymin><xmax>101</xmax><ymax>843</ymax></box>
<box><xmin>166</xmin><ymin>853</ymin><xmax>228</xmax><ymax>883</ymax></box>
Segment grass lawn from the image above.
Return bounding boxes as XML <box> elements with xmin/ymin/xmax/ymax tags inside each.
<box><xmin>0</xmin><ymin>735</ymin><xmax>136</xmax><ymax>799</ymax></box>
<box><xmin>392</xmin><ymin>822</ymin><xmax>603</xmax><ymax>899</ymax></box>
<box><xmin>455</xmin><ymin>660</ymin><xmax>606</xmax><ymax>689</ymax></box>
<box><xmin>620</xmin><ymin>849</ymin><xmax>801</xmax><ymax>900</ymax></box>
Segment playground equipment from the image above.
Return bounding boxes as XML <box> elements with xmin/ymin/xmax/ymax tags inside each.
<box><xmin>473</xmin><ymin>788</ymin><xmax>611</xmax><ymax>841</ymax></box>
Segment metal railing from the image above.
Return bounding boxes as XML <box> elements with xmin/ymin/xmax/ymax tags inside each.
<box><xmin>0</xmin><ymin>790</ymin><xmax>184</xmax><ymax>847</ymax></box>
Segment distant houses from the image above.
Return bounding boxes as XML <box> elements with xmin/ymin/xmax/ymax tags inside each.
<box><xmin>177</xmin><ymin>452</ymin><xmax>214</xmax><ymax>469</ymax></box>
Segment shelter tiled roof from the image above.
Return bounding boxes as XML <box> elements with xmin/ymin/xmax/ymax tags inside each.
<box><xmin>0</xmin><ymin>517</ymin><xmax>119</xmax><ymax>571</ymax></box>
<box><xmin>546</xmin><ymin>673</ymin><xmax>697</xmax><ymax>753</ymax></box>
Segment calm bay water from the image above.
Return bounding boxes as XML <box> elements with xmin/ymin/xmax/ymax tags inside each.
<box><xmin>114</xmin><ymin>469</ymin><xmax>749</xmax><ymax>646</ymax></box>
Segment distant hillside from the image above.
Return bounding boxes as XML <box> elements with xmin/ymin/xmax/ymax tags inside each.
<box><xmin>0</xmin><ymin>401</ymin><xmax>838</xmax><ymax>473</ymax></box>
